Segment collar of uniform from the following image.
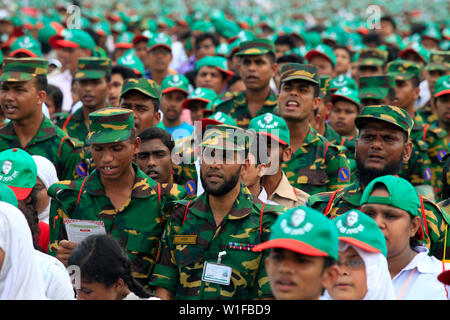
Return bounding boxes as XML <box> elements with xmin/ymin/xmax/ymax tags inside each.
<box><xmin>0</xmin><ymin>116</ymin><xmax>57</xmax><ymax>142</ymax></box>
<box><xmin>189</xmin><ymin>183</ymin><xmax>253</xmax><ymax>221</ymax></box>
<box><xmin>291</xmin><ymin>126</ymin><xmax>320</xmax><ymax>157</ymax></box>
<box><xmin>398</xmin><ymin>246</ymin><xmax>441</xmax><ymax>275</ymax></box>
<box><xmin>270</xmin><ymin>171</ymin><xmax>298</xmax><ymax>202</ymax></box>
<box><xmin>86</xmin><ymin>162</ymin><xmax>156</xmax><ymax>198</ymax></box>
<box><xmin>341</xmin><ymin>180</ymin><xmax>363</xmax><ymax>206</ymax></box>
<box><xmin>235</xmin><ymin>89</ymin><xmax>278</xmax><ymax>108</ymax></box>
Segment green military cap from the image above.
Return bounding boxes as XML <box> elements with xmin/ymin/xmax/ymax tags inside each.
<box><xmin>120</xmin><ymin>78</ymin><xmax>161</xmax><ymax>101</ymax></box>
<box><xmin>74</xmin><ymin>57</ymin><xmax>111</xmax><ymax>80</ymax></box>
<box><xmin>181</xmin><ymin>87</ymin><xmax>217</xmax><ymax>109</ymax></box>
<box><xmin>433</xmin><ymin>75</ymin><xmax>450</xmax><ymax>98</ymax></box>
<box><xmin>399</xmin><ymin>42</ymin><xmax>430</xmax><ymax>64</ymax></box>
<box><xmin>194</xmin><ymin>56</ymin><xmax>234</xmax><ymax>77</ymax></box>
<box><xmin>87</xmin><ymin>108</ymin><xmax>135</xmax><ymax>144</ymax></box>
<box><xmin>147</xmin><ymin>33</ymin><xmax>172</xmax><ymax>52</ymax></box>
<box><xmin>386</xmin><ymin>59</ymin><xmax>421</xmax><ymax>80</ymax></box>
<box><xmin>358</xmin><ymin>75</ymin><xmax>395</xmax><ymax>100</ymax></box>
<box><xmin>355</xmin><ymin>105</ymin><xmax>413</xmax><ymax>137</ymax></box>
<box><xmin>160</xmin><ymin>74</ymin><xmax>190</xmax><ymax>95</ymax></box>
<box><xmin>9</xmin><ymin>35</ymin><xmax>42</xmax><ymax>58</ymax></box>
<box><xmin>330</xmin><ymin>74</ymin><xmax>358</xmax><ymax>92</ymax></box>
<box><xmin>331</xmin><ymin>87</ymin><xmax>361</xmax><ymax>108</ymax></box>
<box><xmin>0</xmin><ymin>148</ymin><xmax>37</xmax><ymax>201</ymax></box>
<box><xmin>319</xmin><ymin>75</ymin><xmax>331</xmax><ymax>98</ymax></box>
<box><xmin>49</xmin><ymin>28</ymin><xmax>96</xmax><ymax>53</ymax></box>
<box><xmin>360</xmin><ymin>175</ymin><xmax>421</xmax><ymax>218</ymax></box>
<box><xmin>424</xmin><ymin>51</ymin><xmax>450</xmax><ymax>72</ymax></box>
<box><xmin>305</xmin><ymin>43</ymin><xmax>337</xmax><ymax>66</ymax></box>
<box><xmin>235</xmin><ymin>38</ymin><xmax>275</xmax><ymax>56</ymax></box>
<box><xmin>252</xmin><ymin>206</ymin><xmax>339</xmax><ymax>260</ymax></box>
<box><xmin>116</xmin><ymin>50</ymin><xmax>145</xmax><ymax>76</ymax></box>
<box><xmin>248</xmin><ymin>112</ymin><xmax>290</xmax><ymax>145</ymax></box>
<box><xmin>0</xmin><ymin>57</ymin><xmax>48</xmax><ymax>82</ymax></box>
<box><xmin>334</xmin><ymin>209</ymin><xmax>388</xmax><ymax>257</ymax></box>
<box><xmin>280</xmin><ymin>63</ymin><xmax>320</xmax><ymax>85</ymax></box>
<box><xmin>356</xmin><ymin>48</ymin><xmax>388</xmax><ymax>66</ymax></box>
<box><xmin>201</xmin><ymin>124</ymin><xmax>249</xmax><ymax>152</ymax></box>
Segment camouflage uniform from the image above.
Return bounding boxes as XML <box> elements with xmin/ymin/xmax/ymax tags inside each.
<box><xmin>308</xmin><ymin>105</ymin><xmax>450</xmax><ymax>260</ymax></box>
<box><xmin>0</xmin><ymin>57</ymin><xmax>84</xmax><ymax>180</ymax></box>
<box><xmin>47</xmin><ymin>108</ymin><xmax>186</xmax><ymax>287</ymax></box>
<box><xmin>149</xmin><ymin>124</ymin><xmax>284</xmax><ymax>299</ymax></box>
<box><xmin>213</xmin><ymin>39</ymin><xmax>278</xmax><ymax>129</ymax></box>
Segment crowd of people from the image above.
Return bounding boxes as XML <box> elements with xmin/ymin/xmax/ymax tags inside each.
<box><xmin>0</xmin><ymin>0</ymin><xmax>449</xmax><ymax>301</ymax></box>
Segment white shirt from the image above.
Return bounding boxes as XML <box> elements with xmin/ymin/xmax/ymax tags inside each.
<box><xmin>392</xmin><ymin>246</ymin><xmax>450</xmax><ymax>300</ymax></box>
<box><xmin>48</xmin><ymin>69</ymin><xmax>73</xmax><ymax>112</ymax></box>
<box><xmin>258</xmin><ymin>187</ymin><xmax>279</xmax><ymax>205</ymax></box>
<box><xmin>35</xmin><ymin>250</ymin><xmax>75</xmax><ymax>300</ymax></box>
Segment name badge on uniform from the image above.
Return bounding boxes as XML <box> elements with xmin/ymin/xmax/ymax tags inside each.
<box><xmin>201</xmin><ymin>251</ymin><xmax>231</xmax><ymax>286</ymax></box>
<box><xmin>173</xmin><ymin>235</ymin><xmax>197</xmax><ymax>244</ymax></box>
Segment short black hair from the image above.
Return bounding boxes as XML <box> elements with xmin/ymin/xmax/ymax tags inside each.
<box><xmin>138</xmin><ymin>126</ymin><xmax>174</xmax><ymax>152</ymax></box>
<box><xmin>274</xmin><ymin>35</ymin><xmax>297</xmax><ymax>50</ymax></box>
<box><xmin>363</xmin><ymin>32</ymin><xmax>382</xmax><ymax>47</ymax></box>
<box><xmin>195</xmin><ymin>32</ymin><xmax>220</xmax><ymax>49</ymax></box>
<box><xmin>381</xmin><ymin>15</ymin><xmax>397</xmax><ymax>30</ymax></box>
<box><xmin>276</xmin><ymin>53</ymin><xmax>304</xmax><ymax>64</ymax></box>
<box><xmin>111</xmin><ymin>65</ymin><xmax>140</xmax><ymax>81</ymax></box>
<box><xmin>35</xmin><ymin>74</ymin><xmax>47</xmax><ymax>91</ymax></box>
<box><xmin>227</xmin><ymin>74</ymin><xmax>242</xmax><ymax>87</ymax></box>
<box><xmin>46</xmin><ymin>84</ymin><xmax>63</xmax><ymax>111</ymax></box>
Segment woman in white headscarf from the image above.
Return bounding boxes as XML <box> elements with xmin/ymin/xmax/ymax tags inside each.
<box><xmin>321</xmin><ymin>209</ymin><xmax>396</xmax><ymax>300</ymax></box>
<box><xmin>0</xmin><ymin>201</ymin><xmax>48</xmax><ymax>300</ymax></box>
<box><xmin>32</xmin><ymin>155</ymin><xmax>59</xmax><ymax>224</ymax></box>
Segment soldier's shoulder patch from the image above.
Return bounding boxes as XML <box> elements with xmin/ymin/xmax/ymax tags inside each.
<box><xmin>427</xmin><ymin>125</ymin><xmax>447</xmax><ymax>139</ymax></box>
<box><xmin>423</xmin><ymin>167</ymin><xmax>433</xmax><ymax>181</ymax></box>
<box><xmin>437</xmin><ymin>149</ymin><xmax>448</xmax><ymax>162</ymax></box>
<box><xmin>185</xmin><ymin>180</ymin><xmax>196</xmax><ymax>196</ymax></box>
<box><xmin>338</xmin><ymin>167</ymin><xmax>351</xmax><ymax>182</ymax></box>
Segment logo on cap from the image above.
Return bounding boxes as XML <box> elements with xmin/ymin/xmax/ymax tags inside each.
<box><xmin>263</xmin><ymin>113</ymin><xmax>273</xmax><ymax>124</ymax></box>
<box><xmin>169</xmin><ymin>74</ymin><xmax>182</xmax><ymax>86</ymax></box>
<box><xmin>194</xmin><ymin>88</ymin><xmax>204</xmax><ymax>96</ymax></box>
<box><xmin>336</xmin><ymin>210</ymin><xmax>365</xmax><ymax>235</ymax></box>
<box><xmin>1</xmin><ymin>160</ymin><xmax>12</xmax><ymax>175</ymax></box>
<box><xmin>280</xmin><ymin>208</ymin><xmax>313</xmax><ymax>235</ymax></box>
<box><xmin>444</xmin><ymin>80</ymin><xmax>450</xmax><ymax>88</ymax></box>
<box><xmin>19</xmin><ymin>37</ymin><xmax>33</xmax><ymax>49</ymax></box>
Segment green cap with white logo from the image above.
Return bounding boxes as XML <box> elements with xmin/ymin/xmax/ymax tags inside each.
<box><xmin>161</xmin><ymin>74</ymin><xmax>190</xmax><ymax>95</ymax></box>
<box><xmin>181</xmin><ymin>87</ymin><xmax>217</xmax><ymax>109</ymax></box>
<box><xmin>305</xmin><ymin>43</ymin><xmax>337</xmax><ymax>66</ymax></box>
<box><xmin>331</xmin><ymin>86</ymin><xmax>361</xmax><ymax>107</ymax></box>
<box><xmin>10</xmin><ymin>35</ymin><xmax>42</xmax><ymax>57</ymax></box>
<box><xmin>248</xmin><ymin>112</ymin><xmax>290</xmax><ymax>145</ymax></box>
<box><xmin>252</xmin><ymin>206</ymin><xmax>339</xmax><ymax>260</ymax></box>
<box><xmin>329</xmin><ymin>74</ymin><xmax>358</xmax><ymax>92</ymax></box>
<box><xmin>334</xmin><ymin>209</ymin><xmax>388</xmax><ymax>257</ymax></box>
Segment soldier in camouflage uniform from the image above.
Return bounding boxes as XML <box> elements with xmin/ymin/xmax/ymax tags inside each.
<box><xmin>0</xmin><ymin>57</ymin><xmax>84</xmax><ymax>180</ymax></box>
<box><xmin>47</xmin><ymin>108</ymin><xmax>186</xmax><ymax>287</ymax></box>
<box><xmin>57</xmin><ymin>57</ymin><xmax>113</xmax><ymax>176</ymax></box>
<box><xmin>354</xmin><ymin>48</ymin><xmax>388</xmax><ymax>81</ymax></box>
<box><xmin>308</xmin><ymin>105</ymin><xmax>450</xmax><ymax>260</ymax></box>
<box><xmin>415</xmin><ymin>51</ymin><xmax>450</xmax><ymax>127</ymax></box>
<box><xmin>359</xmin><ymin>75</ymin><xmax>435</xmax><ymax>195</ymax></box>
<box><xmin>149</xmin><ymin>124</ymin><xmax>284</xmax><ymax>299</ymax></box>
<box><xmin>387</xmin><ymin>59</ymin><xmax>449</xmax><ymax>192</ymax></box>
<box><xmin>213</xmin><ymin>39</ymin><xmax>278</xmax><ymax>129</ymax></box>
<box><xmin>276</xmin><ymin>63</ymin><xmax>351</xmax><ymax>195</ymax></box>
<box><xmin>172</xmin><ymin>112</ymin><xmax>237</xmax><ymax>198</ymax></box>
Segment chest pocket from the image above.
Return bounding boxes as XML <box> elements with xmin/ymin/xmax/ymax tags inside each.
<box><xmin>227</xmin><ymin>249</ymin><xmax>262</xmax><ymax>274</ymax></box>
<box><xmin>126</xmin><ymin>231</ymin><xmax>160</xmax><ymax>256</ymax></box>
<box><xmin>296</xmin><ymin>165</ymin><xmax>329</xmax><ymax>187</ymax></box>
<box><xmin>175</xmin><ymin>244</ymin><xmax>205</xmax><ymax>267</ymax></box>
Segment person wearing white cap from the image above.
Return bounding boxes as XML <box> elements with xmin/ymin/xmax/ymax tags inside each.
<box><xmin>32</xmin><ymin>155</ymin><xmax>59</xmax><ymax>224</ymax></box>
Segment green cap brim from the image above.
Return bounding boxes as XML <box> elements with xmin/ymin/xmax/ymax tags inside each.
<box><xmin>121</xmin><ymin>87</ymin><xmax>159</xmax><ymax>100</ymax></box>
<box><xmin>74</xmin><ymin>70</ymin><xmax>107</xmax><ymax>80</ymax></box>
<box><xmin>424</xmin><ymin>64</ymin><xmax>447</xmax><ymax>71</ymax></box>
<box><xmin>281</xmin><ymin>75</ymin><xmax>319</xmax><ymax>84</ymax></box>
<box><xmin>388</xmin><ymin>72</ymin><xmax>415</xmax><ymax>80</ymax></box>
<box><xmin>355</xmin><ymin>116</ymin><xmax>408</xmax><ymax>135</ymax></box>
<box><xmin>0</xmin><ymin>72</ymin><xmax>35</xmax><ymax>82</ymax></box>
<box><xmin>358</xmin><ymin>58</ymin><xmax>385</xmax><ymax>67</ymax></box>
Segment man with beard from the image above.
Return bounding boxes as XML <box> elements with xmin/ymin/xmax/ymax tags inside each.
<box><xmin>149</xmin><ymin>124</ymin><xmax>284</xmax><ymax>299</ymax></box>
<box><xmin>308</xmin><ymin>105</ymin><xmax>450</xmax><ymax>260</ymax></box>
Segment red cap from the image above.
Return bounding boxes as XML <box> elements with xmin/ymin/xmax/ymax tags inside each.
<box><xmin>438</xmin><ymin>270</ymin><xmax>450</xmax><ymax>285</ymax></box>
